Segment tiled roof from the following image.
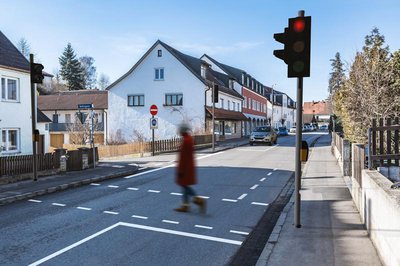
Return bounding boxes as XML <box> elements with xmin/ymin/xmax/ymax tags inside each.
<box><xmin>38</xmin><ymin>90</ymin><xmax>108</xmax><ymax>110</ymax></box>
<box><xmin>303</xmin><ymin>100</ymin><xmax>332</xmax><ymax>115</ymax></box>
<box><xmin>0</xmin><ymin>31</ymin><xmax>30</xmax><ymax>71</ymax></box>
<box><xmin>206</xmin><ymin>107</ymin><xmax>248</xmax><ymax>121</ymax></box>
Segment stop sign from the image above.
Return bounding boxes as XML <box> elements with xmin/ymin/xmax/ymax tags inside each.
<box><xmin>150</xmin><ymin>104</ymin><xmax>158</xmax><ymax>116</ymax></box>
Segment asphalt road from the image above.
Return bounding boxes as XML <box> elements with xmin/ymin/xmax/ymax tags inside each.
<box><xmin>0</xmin><ymin>133</ymin><xmax>324</xmax><ymax>266</ymax></box>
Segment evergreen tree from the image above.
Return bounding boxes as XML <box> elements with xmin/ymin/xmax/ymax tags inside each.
<box><xmin>79</xmin><ymin>56</ymin><xmax>97</xmax><ymax>89</ymax></box>
<box><xmin>59</xmin><ymin>43</ymin><xmax>85</xmax><ymax>90</ymax></box>
<box><xmin>16</xmin><ymin>38</ymin><xmax>30</xmax><ymax>59</ymax></box>
<box><xmin>328</xmin><ymin>52</ymin><xmax>345</xmax><ymax>94</ymax></box>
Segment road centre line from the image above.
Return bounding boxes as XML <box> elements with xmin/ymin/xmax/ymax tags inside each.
<box><xmin>230</xmin><ymin>230</ymin><xmax>249</xmax><ymax>236</ymax></box>
<box><xmin>195</xmin><ymin>225</ymin><xmax>213</xmax><ymax>230</ymax></box>
<box><xmin>148</xmin><ymin>190</ymin><xmax>160</xmax><ymax>193</ymax></box>
<box><xmin>267</xmin><ymin>172</ymin><xmax>273</xmax><ymax>176</ymax></box>
<box><xmin>251</xmin><ymin>202</ymin><xmax>269</xmax><ymax>206</ymax></box>
<box><xmin>222</xmin><ymin>199</ymin><xmax>238</xmax><ymax>202</ymax></box>
<box><xmin>127</xmin><ymin>187</ymin><xmax>139</xmax><ymax>191</ymax></box>
<box><xmin>77</xmin><ymin>207</ymin><xmax>92</xmax><ymax>211</ymax></box>
<box><xmin>260</xmin><ymin>178</ymin><xmax>266</xmax><ymax>182</ymax></box>
<box><xmin>250</xmin><ymin>184</ymin><xmax>259</xmax><ymax>190</ymax></box>
<box><xmin>29</xmin><ymin>222</ymin><xmax>242</xmax><ymax>265</ymax></box>
<box><xmin>28</xmin><ymin>199</ymin><xmax>42</xmax><ymax>203</ymax></box>
<box><xmin>103</xmin><ymin>211</ymin><xmax>119</xmax><ymax>215</ymax></box>
<box><xmin>170</xmin><ymin>192</ymin><xmax>182</xmax><ymax>196</ymax></box>
<box><xmin>132</xmin><ymin>215</ymin><xmax>148</xmax><ymax>220</ymax></box>
<box><xmin>237</xmin><ymin>193</ymin><xmax>247</xmax><ymax>200</ymax></box>
<box><xmin>108</xmin><ymin>185</ymin><xmax>119</xmax><ymax>188</ymax></box>
<box><xmin>90</xmin><ymin>183</ymin><xmax>100</xmax><ymax>186</ymax></box>
<box><xmin>162</xmin><ymin>220</ymin><xmax>180</xmax><ymax>225</ymax></box>
<box><xmin>51</xmin><ymin>203</ymin><xmax>66</xmax><ymax>207</ymax></box>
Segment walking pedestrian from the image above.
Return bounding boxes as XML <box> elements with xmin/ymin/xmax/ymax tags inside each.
<box><xmin>174</xmin><ymin>123</ymin><xmax>206</xmax><ymax>213</ymax></box>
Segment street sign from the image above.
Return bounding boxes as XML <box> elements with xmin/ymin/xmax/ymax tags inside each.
<box><xmin>78</xmin><ymin>103</ymin><xmax>94</xmax><ymax>109</ymax></box>
<box><xmin>150</xmin><ymin>104</ymin><xmax>158</xmax><ymax>116</ymax></box>
<box><xmin>150</xmin><ymin>117</ymin><xmax>158</xmax><ymax>129</ymax></box>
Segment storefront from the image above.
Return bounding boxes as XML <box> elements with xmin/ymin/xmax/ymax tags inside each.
<box><xmin>205</xmin><ymin>107</ymin><xmax>248</xmax><ymax>141</ymax></box>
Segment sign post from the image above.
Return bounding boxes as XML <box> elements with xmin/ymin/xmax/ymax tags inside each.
<box><xmin>150</xmin><ymin>105</ymin><xmax>158</xmax><ymax>156</ymax></box>
<box><xmin>78</xmin><ymin>103</ymin><xmax>95</xmax><ymax>168</ymax></box>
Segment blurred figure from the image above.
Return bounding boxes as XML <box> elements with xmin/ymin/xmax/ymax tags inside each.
<box><xmin>174</xmin><ymin>123</ymin><xmax>206</xmax><ymax>213</ymax></box>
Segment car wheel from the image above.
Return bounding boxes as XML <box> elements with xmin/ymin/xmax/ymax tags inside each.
<box><xmin>249</xmin><ymin>142</ymin><xmax>253</xmax><ymax>146</ymax></box>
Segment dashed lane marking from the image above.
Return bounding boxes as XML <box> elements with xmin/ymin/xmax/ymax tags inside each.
<box><xmin>267</xmin><ymin>172</ymin><xmax>272</xmax><ymax>176</ymax></box>
<box><xmin>237</xmin><ymin>193</ymin><xmax>247</xmax><ymax>200</ymax></box>
<box><xmin>108</xmin><ymin>185</ymin><xmax>119</xmax><ymax>188</ymax></box>
<box><xmin>132</xmin><ymin>215</ymin><xmax>148</xmax><ymax>220</ymax></box>
<box><xmin>127</xmin><ymin>187</ymin><xmax>139</xmax><ymax>191</ymax></box>
<box><xmin>195</xmin><ymin>225</ymin><xmax>213</xmax><ymax>230</ymax></box>
<box><xmin>28</xmin><ymin>199</ymin><xmax>42</xmax><ymax>203</ymax></box>
<box><xmin>251</xmin><ymin>202</ymin><xmax>269</xmax><ymax>206</ymax></box>
<box><xmin>222</xmin><ymin>199</ymin><xmax>238</xmax><ymax>203</ymax></box>
<box><xmin>250</xmin><ymin>184</ymin><xmax>259</xmax><ymax>190</ymax></box>
<box><xmin>111</xmin><ymin>165</ymin><xmax>125</xmax><ymax>168</ymax></box>
<box><xmin>148</xmin><ymin>190</ymin><xmax>161</xmax><ymax>193</ymax></box>
<box><xmin>260</xmin><ymin>178</ymin><xmax>266</xmax><ymax>182</ymax></box>
<box><xmin>162</xmin><ymin>220</ymin><xmax>180</xmax><ymax>225</ymax></box>
<box><xmin>230</xmin><ymin>230</ymin><xmax>249</xmax><ymax>236</ymax></box>
<box><xmin>198</xmin><ymin>195</ymin><xmax>210</xmax><ymax>199</ymax></box>
<box><xmin>77</xmin><ymin>207</ymin><xmax>92</xmax><ymax>211</ymax></box>
<box><xmin>52</xmin><ymin>203</ymin><xmax>66</xmax><ymax>207</ymax></box>
<box><xmin>90</xmin><ymin>183</ymin><xmax>101</xmax><ymax>186</ymax></box>
<box><xmin>273</xmin><ymin>168</ymin><xmax>278</xmax><ymax>171</ymax></box>
<box><xmin>170</xmin><ymin>192</ymin><xmax>182</xmax><ymax>196</ymax></box>
<box><xmin>103</xmin><ymin>211</ymin><xmax>119</xmax><ymax>215</ymax></box>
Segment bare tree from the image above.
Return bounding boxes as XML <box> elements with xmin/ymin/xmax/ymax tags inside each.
<box><xmin>67</xmin><ymin>112</ymin><xmax>102</xmax><ymax>145</ymax></box>
<box><xmin>98</xmin><ymin>73</ymin><xmax>110</xmax><ymax>90</ymax></box>
<box><xmin>16</xmin><ymin>38</ymin><xmax>30</xmax><ymax>59</ymax></box>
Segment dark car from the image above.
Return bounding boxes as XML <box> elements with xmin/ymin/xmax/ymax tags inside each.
<box><xmin>278</xmin><ymin>127</ymin><xmax>289</xmax><ymax>136</ymax></box>
<box><xmin>249</xmin><ymin>126</ymin><xmax>278</xmax><ymax>146</ymax></box>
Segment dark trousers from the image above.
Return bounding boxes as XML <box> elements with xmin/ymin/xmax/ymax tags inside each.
<box><xmin>182</xmin><ymin>186</ymin><xmax>196</xmax><ymax>203</ymax></box>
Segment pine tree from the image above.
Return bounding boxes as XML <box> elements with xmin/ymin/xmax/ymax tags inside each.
<box><xmin>59</xmin><ymin>43</ymin><xmax>85</xmax><ymax>90</ymax></box>
<box><xmin>16</xmin><ymin>38</ymin><xmax>30</xmax><ymax>59</ymax></box>
<box><xmin>328</xmin><ymin>52</ymin><xmax>345</xmax><ymax>94</ymax></box>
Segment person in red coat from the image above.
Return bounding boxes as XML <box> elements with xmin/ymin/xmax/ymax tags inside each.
<box><xmin>174</xmin><ymin>123</ymin><xmax>206</xmax><ymax>213</ymax></box>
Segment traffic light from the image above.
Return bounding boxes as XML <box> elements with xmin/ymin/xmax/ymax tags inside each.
<box><xmin>213</xmin><ymin>84</ymin><xmax>219</xmax><ymax>103</ymax></box>
<box><xmin>273</xmin><ymin>15</ymin><xmax>311</xmax><ymax>78</ymax></box>
<box><xmin>30</xmin><ymin>63</ymin><xmax>44</xmax><ymax>84</ymax></box>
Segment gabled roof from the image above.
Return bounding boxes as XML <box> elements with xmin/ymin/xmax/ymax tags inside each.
<box><xmin>37</xmin><ymin>109</ymin><xmax>52</xmax><ymax>123</ymax></box>
<box><xmin>0</xmin><ymin>31</ymin><xmax>30</xmax><ymax>72</ymax></box>
<box><xmin>38</xmin><ymin>90</ymin><xmax>108</xmax><ymax>111</ymax></box>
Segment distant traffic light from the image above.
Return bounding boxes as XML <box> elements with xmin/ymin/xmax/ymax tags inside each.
<box><xmin>30</xmin><ymin>63</ymin><xmax>44</xmax><ymax>84</ymax></box>
<box><xmin>213</xmin><ymin>84</ymin><xmax>219</xmax><ymax>103</ymax></box>
<box><xmin>273</xmin><ymin>15</ymin><xmax>311</xmax><ymax>78</ymax></box>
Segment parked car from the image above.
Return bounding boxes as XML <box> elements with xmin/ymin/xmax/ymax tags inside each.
<box><xmin>278</xmin><ymin>127</ymin><xmax>289</xmax><ymax>136</ymax></box>
<box><xmin>249</xmin><ymin>126</ymin><xmax>278</xmax><ymax>146</ymax></box>
<box><xmin>289</xmin><ymin>126</ymin><xmax>296</xmax><ymax>133</ymax></box>
<box><xmin>319</xmin><ymin>124</ymin><xmax>328</xmax><ymax>131</ymax></box>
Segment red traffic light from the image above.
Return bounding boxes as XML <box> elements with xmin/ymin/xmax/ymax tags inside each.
<box><xmin>293</xmin><ymin>19</ymin><xmax>305</xmax><ymax>32</ymax></box>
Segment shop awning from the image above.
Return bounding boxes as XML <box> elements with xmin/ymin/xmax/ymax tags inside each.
<box><xmin>206</xmin><ymin>107</ymin><xmax>249</xmax><ymax>121</ymax></box>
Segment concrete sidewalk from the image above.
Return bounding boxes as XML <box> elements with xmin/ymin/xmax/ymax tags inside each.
<box><xmin>257</xmin><ymin>134</ymin><xmax>382</xmax><ymax>266</ymax></box>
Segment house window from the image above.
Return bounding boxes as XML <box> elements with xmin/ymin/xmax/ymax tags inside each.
<box><xmin>155</xmin><ymin>68</ymin><xmax>164</xmax><ymax>80</ymax></box>
<box><xmin>165</xmin><ymin>93</ymin><xmax>183</xmax><ymax>106</ymax></box>
<box><xmin>157</xmin><ymin>49</ymin><xmax>162</xmax><ymax>57</ymax></box>
<box><xmin>1</xmin><ymin>77</ymin><xmax>18</xmax><ymax>101</ymax></box>
<box><xmin>228</xmin><ymin>100</ymin><xmax>230</xmax><ymax>110</ymax></box>
<box><xmin>128</xmin><ymin>95</ymin><xmax>145</xmax><ymax>106</ymax></box>
<box><xmin>1</xmin><ymin>129</ymin><xmax>19</xmax><ymax>152</ymax></box>
<box><xmin>248</xmin><ymin>98</ymin><xmax>251</xmax><ymax>109</ymax></box>
<box><xmin>65</xmin><ymin>114</ymin><xmax>71</xmax><ymax>123</ymax></box>
<box><xmin>220</xmin><ymin>98</ymin><xmax>224</xmax><ymax>109</ymax></box>
<box><xmin>52</xmin><ymin>114</ymin><xmax>58</xmax><ymax>123</ymax></box>
<box><xmin>243</xmin><ymin>97</ymin><xmax>247</xmax><ymax>108</ymax></box>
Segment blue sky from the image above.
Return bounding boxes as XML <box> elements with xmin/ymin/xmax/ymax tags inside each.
<box><xmin>1</xmin><ymin>0</ymin><xmax>399</xmax><ymax>102</ymax></box>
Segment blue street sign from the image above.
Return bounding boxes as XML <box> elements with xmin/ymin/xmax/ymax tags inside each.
<box><xmin>150</xmin><ymin>117</ymin><xmax>158</xmax><ymax>129</ymax></box>
<box><xmin>78</xmin><ymin>103</ymin><xmax>93</xmax><ymax>109</ymax></box>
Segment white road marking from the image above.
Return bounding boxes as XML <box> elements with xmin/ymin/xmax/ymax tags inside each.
<box><xmin>267</xmin><ymin>172</ymin><xmax>272</xmax><ymax>176</ymax></box>
<box><xmin>29</xmin><ymin>222</ymin><xmax>241</xmax><ymax>265</ymax></box>
<box><xmin>120</xmin><ymin>222</ymin><xmax>242</xmax><ymax>245</ymax></box>
<box><xmin>28</xmin><ymin>199</ymin><xmax>42</xmax><ymax>203</ymax></box>
<box><xmin>51</xmin><ymin>203</ymin><xmax>66</xmax><ymax>207</ymax></box>
<box><xmin>250</xmin><ymin>184</ymin><xmax>259</xmax><ymax>190</ymax></box>
<box><xmin>222</xmin><ymin>199</ymin><xmax>238</xmax><ymax>202</ymax></box>
<box><xmin>251</xmin><ymin>202</ymin><xmax>269</xmax><ymax>206</ymax></box>
<box><xmin>148</xmin><ymin>190</ymin><xmax>160</xmax><ymax>193</ymax></box>
<box><xmin>103</xmin><ymin>211</ymin><xmax>119</xmax><ymax>215</ymax></box>
<box><xmin>198</xmin><ymin>195</ymin><xmax>210</xmax><ymax>199</ymax></box>
<box><xmin>90</xmin><ymin>183</ymin><xmax>100</xmax><ymax>186</ymax></box>
<box><xmin>153</xmin><ymin>163</ymin><xmax>163</xmax><ymax>167</ymax></box>
<box><xmin>127</xmin><ymin>187</ymin><xmax>139</xmax><ymax>191</ymax></box>
<box><xmin>170</xmin><ymin>192</ymin><xmax>183</xmax><ymax>196</ymax></box>
<box><xmin>132</xmin><ymin>215</ymin><xmax>148</xmax><ymax>220</ymax></box>
<box><xmin>108</xmin><ymin>185</ymin><xmax>119</xmax><ymax>188</ymax></box>
<box><xmin>260</xmin><ymin>178</ymin><xmax>266</xmax><ymax>182</ymax></box>
<box><xmin>124</xmin><ymin>164</ymin><xmax>175</xmax><ymax>179</ymax></box>
<box><xmin>162</xmin><ymin>220</ymin><xmax>179</xmax><ymax>225</ymax></box>
<box><xmin>195</xmin><ymin>225</ymin><xmax>213</xmax><ymax>230</ymax></box>
<box><xmin>237</xmin><ymin>193</ymin><xmax>247</xmax><ymax>200</ymax></box>
<box><xmin>230</xmin><ymin>230</ymin><xmax>249</xmax><ymax>236</ymax></box>
<box><xmin>77</xmin><ymin>207</ymin><xmax>92</xmax><ymax>211</ymax></box>
<box><xmin>197</xmin><ymin>151</ymin><xmax>224</xmax><ymax>160</ymax></box>
<box><xmin>128</xmin><ymin>163</ymin><xmax>138</xmax><ymax>167</ymax></box>
<box><xmin>265</xmin><ymin>144</ymin><xmax>279</xmax><ymax>151</ymax></box>
<box><xmin>273</xmin><ymin>168</ymin><xmax>278</xmax><ymax>171</ymax></box>
<box><xmin>111</xmin><ymin>165</ymin><xmax>125</xmax><ymax>168</ymax></box>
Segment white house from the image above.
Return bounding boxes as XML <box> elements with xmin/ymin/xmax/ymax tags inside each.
<box><xmin>265</xmin><ymin>88</ymin><xmax>296</xmax><ymax>129</ymax></box>
<box><xmin>0</xmin><ymin>31</ymin><xmax>50</xmax><ymax>155</ymax></box>
<box><xmin>107</xmin><ymin>40</ymin><xmax>246</xmax><ymax>141</ymax></box>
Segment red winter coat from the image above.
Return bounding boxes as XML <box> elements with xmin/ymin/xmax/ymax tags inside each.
<box><xmin>176</xmin><ymin>133</ymin><xmax>196</xmax><ymax>186</ymax></box>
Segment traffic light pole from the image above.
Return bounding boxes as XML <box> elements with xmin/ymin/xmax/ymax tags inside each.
<box><xmin>294</xmin><ymin>77</ymin><xmax>303</xmax><ymax>228</ymax></box>
<box><xmin>30</xmin><ymin>54</ymin><xmax>38</xmax><ymax>181</ymax></box>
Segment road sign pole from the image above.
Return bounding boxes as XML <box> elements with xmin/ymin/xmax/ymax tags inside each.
<box><xmin>91</xmin><ymin>107</ymin><xmax>96</xmax><ymax>168</ymax></box>
<box><xmin>294</xmin><ymin>76</ymin><xmax>303</xmax><ymax>228</ymax></box>
<box><xmin>30</xmin><ymin>54</ymin><xmax>38</xmax><ymax>181</ymax></box>
<box><xmin>152</xmin><ymin>115</ymin><xmax>155</xmax><ymax>156</ymax></box>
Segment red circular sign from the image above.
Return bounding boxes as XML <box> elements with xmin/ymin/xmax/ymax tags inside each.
<box><xmin>150</xmin><ymin>104</ymin><xmax>158</xmax><ymax>116</ymax></box>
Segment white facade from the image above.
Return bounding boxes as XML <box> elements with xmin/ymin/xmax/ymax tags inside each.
<box><xmin>108</xmin><ymin>43</ymin><xmax>206</xmax><ymax>141</ymax></box>
<box><xmin>0</xmin><ymin>67</ymin><xmax>32</xmax><ymax>155</ymax></box>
